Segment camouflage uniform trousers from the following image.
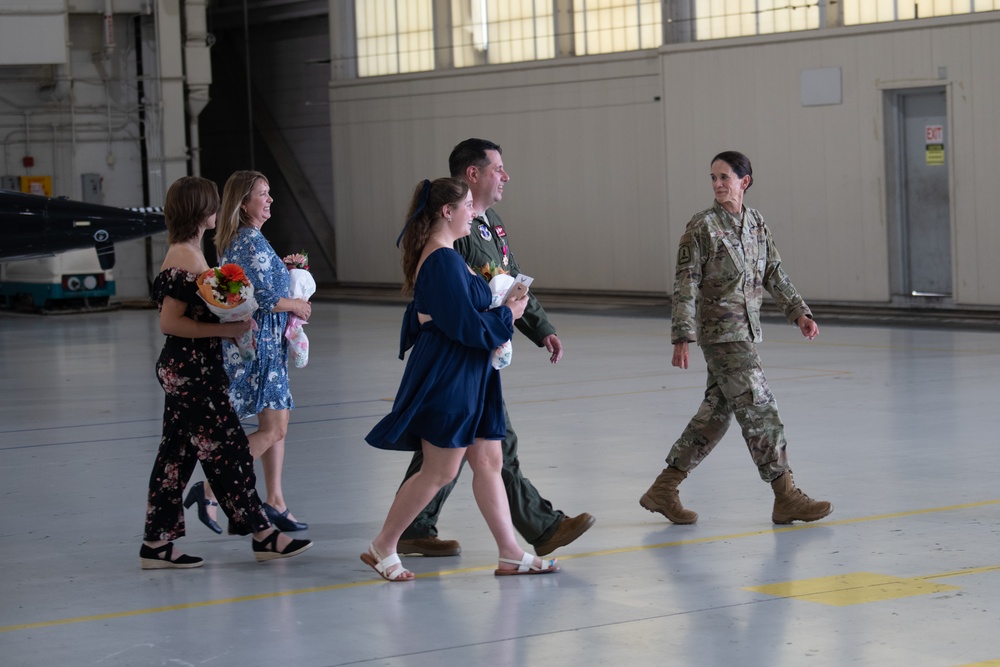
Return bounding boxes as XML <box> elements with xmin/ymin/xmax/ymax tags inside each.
<box><xmin>666</xmin><ymin>341</ymin><xmax>790</xmax><ymax>483</ymax></box>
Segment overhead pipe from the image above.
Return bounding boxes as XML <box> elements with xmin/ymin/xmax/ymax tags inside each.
<box><xmin>103</xmin><ymin>0</ymin><xmax>116</xmax><ymax>59</ymax></box>
<box><xmin>183</xmin><ymin>0</ymin><xmax>213</xmax><ymax>176</ymax></box>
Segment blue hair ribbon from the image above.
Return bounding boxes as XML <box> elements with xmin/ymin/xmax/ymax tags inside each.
<box><xmin>396</xmin><ymin>179</ymin><xmax>432</xmax><ymax>248</ymax></box>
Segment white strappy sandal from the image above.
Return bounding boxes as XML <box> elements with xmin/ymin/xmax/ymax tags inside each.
<box><xmin>360</xmin><ymin>543</ymin><xmax>414</xmax><ymax>582</ymax></box>
<box><xmin>494</xmin><ymin>551</ymin><xmax>560</xmax><ymax>576</ymax></box>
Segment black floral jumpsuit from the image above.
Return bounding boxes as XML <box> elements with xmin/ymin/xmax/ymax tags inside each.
<box><xmin>144</xmin><ymin>268</ymin><xmax>270</xmax><ymax>541</ymax></box>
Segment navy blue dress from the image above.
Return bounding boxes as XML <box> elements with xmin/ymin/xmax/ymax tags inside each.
<box><xmin>366</xmin><ymin>248</ymin><xmax>514</xmax><ymax>451</ymax></box>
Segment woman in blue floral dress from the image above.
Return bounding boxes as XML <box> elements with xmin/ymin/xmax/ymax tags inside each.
<box><xmin>195</xmin><ymin>171</ymin><xmax>312</xmax><ymax>533</ymax></box>
<box><xmin>142</xmin><ymin>176</ymin><xmax>312</xmax><ymax>568</ymax></box>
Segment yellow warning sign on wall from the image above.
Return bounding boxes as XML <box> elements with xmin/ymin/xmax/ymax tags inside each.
<box><xmin>20</xmin><ymin>175</ymin><xmax>52</xmax><ymax>196</ymax></box>
<box><xmin>926</xmin><ymin>144</ymin><xmax>945</xmax><ymax>166</ymax></box>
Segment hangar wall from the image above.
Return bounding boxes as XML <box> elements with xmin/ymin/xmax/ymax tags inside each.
<box><xmin>329</xmin><ymin>13</ymin><xmax>1000</xmax><ymax>308</ymax></box>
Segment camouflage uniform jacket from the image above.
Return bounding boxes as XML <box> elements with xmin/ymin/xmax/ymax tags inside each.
<box><xmin>454</xmin><ymin>208</ymin><xmax>556</xmax><ymax>348</ymax></box>
<box><xmin>671</xmin><ymin>201</ymin><xmax>811</xmax><ymax>345</ymax></box>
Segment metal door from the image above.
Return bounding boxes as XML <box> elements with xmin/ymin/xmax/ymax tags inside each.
<box><xmin>899</xmin><ymin>90</ymin><xmax>951</xmax><ymax>297</ymax></box>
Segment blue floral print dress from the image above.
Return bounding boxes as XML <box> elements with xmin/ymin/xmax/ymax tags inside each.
<box><xmin>145</xmin><ymin>268</ymin><xmax>269</xmax><ymax>540</ymax></box>
<box><xmin>220</xmin><ymin>227</ymin><xmax>293</xmax><ymax>418</ymax></box>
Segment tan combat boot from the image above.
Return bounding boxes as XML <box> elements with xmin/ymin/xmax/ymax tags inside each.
<box><xmin>640</xmin><ymin>467</ymin><xmax>698</xmax><ymax>524</ymax></box>
<box><xmin>770</xmin><ymin>471</ymin><xmax>833</xmax><ymax>524</ymax></box>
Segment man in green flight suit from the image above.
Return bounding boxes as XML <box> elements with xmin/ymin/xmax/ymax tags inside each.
<box><xmin>396</xmin><ymin>138</ymin><xmax>596</xmax><ymax>558</ymax></box>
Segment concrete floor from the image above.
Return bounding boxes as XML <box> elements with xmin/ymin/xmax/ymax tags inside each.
<box><xmin>1</xmin><ymin>300</ymin><xmax>999</xmax><ymax>666</ymax></box>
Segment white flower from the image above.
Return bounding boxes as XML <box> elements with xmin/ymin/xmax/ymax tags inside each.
<box><xmin>251</xmin><ymin>252</ymin><xmax>271</xmax><ymax>272</ymax></box>
<box><xmin>224</xmin><ymin>345</ymin><xmax>242</xmax><ymax>365</ymax></box>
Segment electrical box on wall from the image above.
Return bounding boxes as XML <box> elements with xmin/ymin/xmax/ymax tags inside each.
<box><xmin>81</xmin><ymin>173</ymin><xmax>102</xmax><ymax>203</ymax></box>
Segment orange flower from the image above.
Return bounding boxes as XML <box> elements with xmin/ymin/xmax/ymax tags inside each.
<box><xmin>219</xmin><ymin>263</ymin><xmax>247</xmax><ymax>283</ymax></box>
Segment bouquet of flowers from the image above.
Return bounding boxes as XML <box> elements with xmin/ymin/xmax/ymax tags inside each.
<box><xmin>478</xmin><ymin>260</ymin><xmax>508</xmax><ymax>283</ymax></box>
<box><xmin>196</xmin><ymin>263</ymin><xmax>258</xmax><ymax>362</ymax></box>
<box><xmin>282</xmin><ymin>252</ymin><xmax>315</xmax><ymax>368</ymax></box>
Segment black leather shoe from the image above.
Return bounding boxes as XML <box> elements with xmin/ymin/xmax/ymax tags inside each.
<box><xmin>263</xmin><ymin>503</ymin><xmax>308</xmax><ymax>531</ymax></box>
<box><xmin>184</xmin><ymin>481</ymin><xmax>222</xmax><ymax>534</ymax></box>
<box><xmin>252</xmin><ymin>531</ymin><xmax>312</xmax><ymax>562</ymax></box>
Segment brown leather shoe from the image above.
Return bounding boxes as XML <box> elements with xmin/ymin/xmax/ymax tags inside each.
<box><xmin>396</xmin><ymin>536</ymin><xmax>462</xmax><ymax>557</ymax></box>
<box><xmin>534</xmin><ymin>513</ymin><xmax>596</xmax><ymax>557</ymax></box>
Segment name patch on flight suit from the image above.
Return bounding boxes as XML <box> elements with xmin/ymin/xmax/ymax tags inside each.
<box><xmin>677</xmin><ymin>243</ymin><xmax>692</xmax><ymax>267</ymax></box>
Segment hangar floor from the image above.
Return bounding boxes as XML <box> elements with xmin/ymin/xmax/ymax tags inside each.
<box><xmin>1</xmin><ymin>300</ymin><xmax>999</xmax><ymax>666</ymax></box>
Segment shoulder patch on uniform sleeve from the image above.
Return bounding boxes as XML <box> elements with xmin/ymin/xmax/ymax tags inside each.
<box><xmin>677</xmin><ymin>243</ymin><xmax>692</xmax><ymax>266</ymax></box>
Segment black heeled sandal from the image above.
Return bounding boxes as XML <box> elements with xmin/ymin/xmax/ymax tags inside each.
<box><xmin>183</xmin><ymin>481</ymin><xmax>222</xmax><ymax>534</ymax></box>
<box><xmin>252</xmin><ymin>530</ymin><xmax>313</xmax><ymax>562</ymax></box>
<box><xmin>139</xmin><ymin>542</ymin><xmax>204</xmax><ymax>570</ymax></box>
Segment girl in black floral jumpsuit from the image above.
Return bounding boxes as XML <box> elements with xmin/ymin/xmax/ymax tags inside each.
<box><xmin>141</xmin><ymin>176</ymin><xmax>312</xmax><ymax>569</ymax></box>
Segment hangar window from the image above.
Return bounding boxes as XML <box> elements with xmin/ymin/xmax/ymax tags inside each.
<box><xmin>451</xmin><ymin>0</ymin><xmax>556</xmax><ymax>67</ymax></box>
<box><xmin>356</xmin><ymin>0</ymin><xmax>435</xmax><ymax>77</ymax></box>
<box><xmin>692</xmin><ymin>0</ymin><xmax>821</xmax><ymax>41</ymax></box>
<box><xmin>574</xmin><ymin>0</ymin><xmax>663</xmax><ymax>55</ymax></box>
<box><xmin>843</xmin><ymin>0</ymin><xmax>1000</xmax><ymax>24</ymax></box>
<box><xmin>351</xmin><ymin>1</ymin><xmax>1000</xmax><ymax>77</ymax></box>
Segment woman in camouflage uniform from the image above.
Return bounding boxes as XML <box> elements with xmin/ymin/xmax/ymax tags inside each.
<box><xmin>640</xmin><ymin>151</ymin><xmax>832</xmax><ymax>526</ymax></box>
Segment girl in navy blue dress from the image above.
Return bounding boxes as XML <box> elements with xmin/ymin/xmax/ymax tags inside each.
<box><xmin>140</xmin><ymin>176</ymin><xmax>312</xmax><ymax>568</ymax></box>
<box><xmin>363</xmin><ymin>178</ymin><xmax>560</xmax><ymax>581</ymax></box>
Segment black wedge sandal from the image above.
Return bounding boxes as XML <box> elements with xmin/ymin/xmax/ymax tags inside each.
<box><xmin>139</xmin><ymin>542</ymin><xmax>204</xmax><ymax>570</ymax></box>
<box><xmin>251</xmin><ymin>531</ymin><xmax>313</xmax><ymax>562</ymax></box>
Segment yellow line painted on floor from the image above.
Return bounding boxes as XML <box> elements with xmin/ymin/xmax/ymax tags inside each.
<box><xmin>0</xmin><ymin>579</ymin><xmax>380</xmax><ymax>632</ymax></box>
<box><xmin>745</xmin><ymin>572</ymin><xmax>961</xmax><ymax>606</ymax></box>
<box><xmin>3</xmin><ymin>497</ymin><xmax>1000</xmax><ymax>633</ymax></box>
<box><xmin>737</xmin><ymin>503</ymin><xmax>1000</xmax><ymax>606</ymax></box>
<box><xmin>555</xmin><ymin>497</ymin><xmax>1000</xmax><ymax>561</ymax></box>
<box><xmin>920</xmin><ymin>564</ymin><xmax>1000</xmax><ymax>581</ymax></box>
<box><xmin>744</xmin><ymin>562</ymin><xmax>1000</xmax><ymax>607</ymax></box>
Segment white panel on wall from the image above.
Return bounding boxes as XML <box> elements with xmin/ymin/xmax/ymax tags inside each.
<box><xmin>0</xmin><ymin>16</ymin><xmax>67</xmax><ymax>65</ymax></box>
<box><xmin>801</xmin><ymin>67</ymin><xmax>843</xmax><ymax>106</ymax></box>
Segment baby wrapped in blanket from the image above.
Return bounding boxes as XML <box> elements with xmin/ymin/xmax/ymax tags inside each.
<box><xmin>487</xmin><ymin>274</ymin><xmax>515</xmax><ymax>370</ymax></box>
<box><xmin>486</xmin><ymin>273</ymin><xmax>531</xmax><ymax>370</ymax></box>
<box><xmin>284</xmin><ymin>267</ymin><xmax>316</xmax><ymax>368</ymax></box>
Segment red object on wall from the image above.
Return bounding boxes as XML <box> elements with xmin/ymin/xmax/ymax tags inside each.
<box><xmin>22</xmin><ymin>156</ymin><xmax>34</xmax><ymax>168</ymax></box>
